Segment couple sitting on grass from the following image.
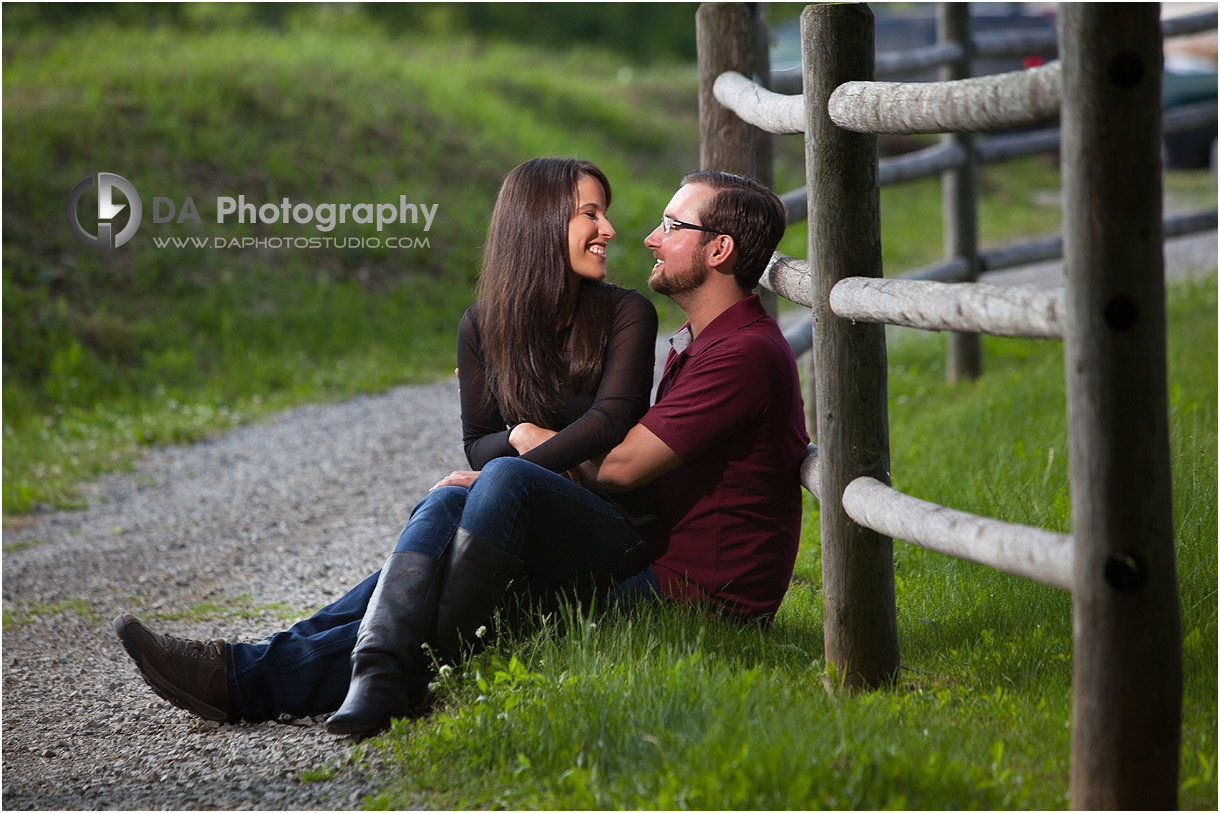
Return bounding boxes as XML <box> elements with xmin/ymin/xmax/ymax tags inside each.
<box><xmin>114</xmin><ymin>157</ymin><xmax>810</xmax><ymax>737</ymax></box>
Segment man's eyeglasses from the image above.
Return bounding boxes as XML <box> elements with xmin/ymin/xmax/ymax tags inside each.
<box><xmin>660</xmin><ymin>215</ymin><xmax>732</xmax><ymax>242</ymax></box>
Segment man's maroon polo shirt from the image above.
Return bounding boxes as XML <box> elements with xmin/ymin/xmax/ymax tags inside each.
<box><xmin>640</xmin><ymin>294</ymin><xmax>809</xmax><ymax>622</ymax></box>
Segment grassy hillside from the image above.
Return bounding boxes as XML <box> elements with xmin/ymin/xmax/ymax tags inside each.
<box><xmin>7</xmin><ymin>19</ymin><xmax>1210</xmax><ymax>515</ymax></box>
<box><xmin>3</xmin><ymin>23</ymin><xmax>703</xmax><ymax>512</ymax></box>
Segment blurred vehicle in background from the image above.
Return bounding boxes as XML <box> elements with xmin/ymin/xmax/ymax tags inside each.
<box><xmin>769</xmin><ymin>2</ymin><xmax>1058</xmax><ymax>79</ymax></box>
<box><xmin>1162</xmin><ymin>4</ymin><xmax>1218</xmax><ymax>170</ymax></box>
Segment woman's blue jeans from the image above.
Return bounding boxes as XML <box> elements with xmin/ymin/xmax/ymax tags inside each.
<box><xmin>227</xmin><ymin>458</ymin><xmax>658</xmax><ymax>722</ymax></box>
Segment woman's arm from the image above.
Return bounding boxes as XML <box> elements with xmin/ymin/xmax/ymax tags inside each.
<box><xmin>516</xmin><ymin>289</ymin><xmax>658</xmax><ymax>473</ymax></box>
<box><xmin>458</xmin><ymin>306</ymin><xmax>517</xmax><ymax>469</ymax></box>
<box><xmin>460</xmin><ymin>290</ymin><xmax>658</xmax><ymax>474</ymax></box>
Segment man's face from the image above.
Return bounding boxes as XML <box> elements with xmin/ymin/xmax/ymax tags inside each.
<box><xmin>643</xmin><ymin>183</ymin><xmax>718</xmax><ymax>298</ymax></box>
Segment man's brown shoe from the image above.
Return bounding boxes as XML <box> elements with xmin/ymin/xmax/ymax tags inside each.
<box><xmin>112</xmin><ymin>613</ymin><xmax>239</xmax><ymax>723</ymax></box>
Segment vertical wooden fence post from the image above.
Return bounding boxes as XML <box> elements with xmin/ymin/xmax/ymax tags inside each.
<box><xmin>697</xmin><ymin>3</ymin><xmax>756</xmax><ymax>174</ymax></box>
<box><xmin>939</xmin><ymin>2</ymin><xmax>982</xmax><ymax>382</ymax></box>
<box><xmin>1060</xmin><ymin>5</ymin><xmax>1182</xmax><ymax>808</ymax></box>
<box><xmin>696</xmin><ymin>2</ymin><xmax>778</xmax><ymax>316</ymax></box>
<box><xmin>802</xmin><ymin>3</ymin><xmax>899</xmax><ymax>688</ymax></box>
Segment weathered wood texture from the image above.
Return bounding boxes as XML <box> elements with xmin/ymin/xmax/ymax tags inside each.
<box><xmin>783</xmin><ymin>316</ymin><xmax>814</xmax><ymax>360</ymax></box>
<box><xmin>1060</xmin><ymin>5</ymin><xmax>1182</xmax><ymax>809</ymax></box>
<box><xmin>800</xmin><ymin>443</ymin><xmax>820</xmax><ymax>499</ymax></box>
<box><xmin>697</xmin><ymin>4</ymin><xmax>765</xmax><ymax>173</ymax></box>
<box><xmin>939</xmin><ymin>4</ymin><xmax>981</xmax><ymax>382</ymax></box>
<box><xmin>713</xmin><ymin>71</ymin><xmax>803</xmax><ymax>134</ymax></box>
<box><xmin>774</xmin><ymin>97</ymin><xmax>1215</xmax><ymax>203</ymax></box>
<box><xmin>842</xmin><ymin>477</ymin><xmax>1073</xmax><ymax>591</ymax></box>
<box><xmin>774</xmin><ymin>42</ymin><xmax>965</xmax><ymax>92</ymax></box>
<box><xmin>759</xmin><ymin>252</ymin><xmax>812</xmax><ymax>308</ymax></box>
<box><xmin>802</xmin><ymin>3</ymin><xmax>898</xmax><ymax>689</ymax></box>
<box><xmin>830</xmin><ymin>278</ymin><xmax>1065</xmax><ymax>339</ymax></box>
<box><xmin>880</xmin><ymin>142</ymin><xmax>965</xmax><ymax>186</ymax></box>
<box><xmin>757</xmin><ymin>248</ymin><xmax>815</xmax><ymax>429</ymax></box>
<box><xmin>696</xmin><ymin>3</ymin><xmax>778</xmax><ymax>320</ymax></box>
<box><xmin>829</xmin><ymin>61</ymin><xmax>1062</xmax><ymax>135</ymax></box>
<box><xmin>900</xmin><ymin>209</ymin><xmax>1218</xmax><ymax>283</ymax></box>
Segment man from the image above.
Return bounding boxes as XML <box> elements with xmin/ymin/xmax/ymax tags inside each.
<box><xmin>112</xmin><ymin>170</ymin><xmax>809</xmax><ymax>734</ymax></box>
<box><xmin>579</xmin><ymin>170</ymin><xmax>809</xmax><ymax>621</ymax></box>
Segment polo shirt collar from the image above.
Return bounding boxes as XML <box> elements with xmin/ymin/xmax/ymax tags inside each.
<box><xmin>670</xmin><ymin>293</ymin><xmax>769</xmax><ymax>359</ymax></box>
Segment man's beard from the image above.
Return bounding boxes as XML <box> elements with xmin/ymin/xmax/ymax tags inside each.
<box><xmin>648</xmin><ymin>254</ymin><xmax>709</xmax><ymax>297</ymax></box>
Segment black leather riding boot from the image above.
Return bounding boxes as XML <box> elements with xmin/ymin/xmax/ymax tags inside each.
<box><xmin>432</xmin><ymin>528</ymin><xmax>524</xmax><ymax>662</ymax></box>
<box><xmin>326</xmin><ymin>551</ymin><xmax>444</xmax><ymax>736</ymax></box>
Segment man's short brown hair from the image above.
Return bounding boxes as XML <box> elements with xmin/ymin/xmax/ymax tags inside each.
<box><xmin>680</xmin><ymin>170</ymin><xmax>787</xmax><ymax>290</ymax></box>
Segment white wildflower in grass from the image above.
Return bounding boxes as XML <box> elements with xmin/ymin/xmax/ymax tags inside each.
<box><xmin>438</xmin><ymin>664</ymin><xmax>453</xmax><ymax>679</ymax></box>
<box><xmin>475</xmin><ymin>625</ymin><xmax>487</xmax><ymax>639</ymax></box>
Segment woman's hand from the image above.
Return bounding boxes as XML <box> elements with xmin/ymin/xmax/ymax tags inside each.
<box><xmin>431</xmin><ymin>470</ymin><xmax>480</xmax><ymax>491</ymax></box>
<box><xmin>509</xmin><ymin>422</ymin><xmax>557</xmax><ymax>455</ymax></box>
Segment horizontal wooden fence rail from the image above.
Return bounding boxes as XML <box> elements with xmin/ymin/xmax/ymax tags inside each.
<box><xmin>760</xmin><ymin>252</ymin><xmax>813</xmax><ymax>309</ymax></box>
<box><xmin>828</xmin><ymin>61</ymin><xmax>1062</xmax><ymax>135</ymax></box>
<box><xmin>712</xmin><ymin>70</ymin><xmax>804</xmax><ymax>133</ymax></box>
<box><xmin>976</xmin><ymin>99</ymin><xmax>1218</xmax><ymax>165</ymax></box>
<box><xmin>841</xmin><ymin>477</ymin><xmax>1074</xmax><ymax>591</ymax></box>
<box><xmin>783</xmin><ymin>316</ymin><xmax>814</xmax><ymax>359</ymax></box>
<box><xmin>759</xmin><ymin>255</ymin><xmax>1066</xmax><ymax>339</ymax></box>
<box><xmin>768</xmin><ymin>198</ymin><xmax>1217</xmax><ymax>342</ymax></box>
<box><xmin>770</xmin><ymin>8</ymin><xmax>1219</xmax><ymax>92</ymax></box>
<box><xmin>829</xmin><ymin>277</ymin><xmax>1065</xmax><ymax>339</ymax></box>
<box><xmin>779</xmin><ymin>142</ymin><xmax>973</xmax><ymax>222</ymax></box>
<box><xmin>878</xmin><ymin>142</ymin><xmax>965</xmax><ymax>185</ymax></box>
<box><xmin>876</xmin><ymin>42</ymin><xmax>960</xmax><ymax>80</ymax></box>
<box><xmin>1162</xmin><ymin>7</ymin><xmax>1220</xmax><ymax>37</ymax></box>
<box><xmin>772</xmin><ymin>42</ymin><xmax>964</xmax><ymax>93</ymax></box>
<box><xmin>725</xmin><ymin>60</ymin><xmax>1067</xmax><ymax>137</ymax></box>
<box><xmin>778</xmin><ymin>100</ymin><xmax>1217</xmax><ymax>223</ymax></box>
<box><xmin>800</xmin><ymin>443</ymin><xmax>820</xmax><ymax>499</ymax></box>
<box><xmin>900</xmin><ymin>209</ymin><xmax>1220</xmax><ymax>283</ymax></box>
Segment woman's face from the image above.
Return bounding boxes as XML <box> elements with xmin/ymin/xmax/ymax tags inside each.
<box><xmin>567</xmin><ymin>174</ymin><xmax>615</xmax><ymax>283</ymax></box>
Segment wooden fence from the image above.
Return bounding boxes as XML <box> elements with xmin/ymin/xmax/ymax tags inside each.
<box><xmin>696</xmin><ymin>3</ymin><xmax>1211</xmax><ymax>808</ymax></box>
<box><xmin>708</xmin><ymin>4</ymin><xmax>1218</xmax><ymax>380</ymax></box>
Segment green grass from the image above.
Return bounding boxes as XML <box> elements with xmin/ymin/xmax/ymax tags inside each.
<box><xmin>2</xmin><ymin>597</ymin><xmax>99</xmax><ymax>630</ymax></box>
<box><xmin>359</xmin><ymin>275</ymin><xmax>1216</xmax><ymax>810</ymax></box>
<box><xmin>153</xmin><ymin>596</ymin><xmax>301</xmax><ymax>624</ymax></box>
<box><xmin>2</xmin><ymin>22</ymin><xmax>702</xmax><ymax>514</ymax></box>
<box><xmin>0</xmin><ymin>591</ymin><xmax>300</xmax><ymax>630</ymax></box>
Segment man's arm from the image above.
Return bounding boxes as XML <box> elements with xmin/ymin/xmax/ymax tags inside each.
<box><xmin>577</xmin><ymin>423</ymin><xmax>683</xmax><ymax>493</ymax></box>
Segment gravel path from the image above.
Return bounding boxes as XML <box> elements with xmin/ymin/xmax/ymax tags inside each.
<box><xmin>3</xmin><ymin>380</ymin><xmax>465</xmax><ymax>810</ymax></box>
<box><xmin>2</xmin><ymin>230</ymin><xmax>1214</xmax><ymax>811</ymax></box>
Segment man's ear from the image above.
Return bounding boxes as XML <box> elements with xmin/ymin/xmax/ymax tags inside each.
<box><xmin>704</xmin><ymin>234</ymin><xmax>736</xmax><ymax>275</ymax></box>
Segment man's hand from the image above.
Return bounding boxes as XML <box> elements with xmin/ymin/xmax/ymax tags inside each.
<box><xmin>431</xmin><ymin>470</ymin><xmax>480</xmax><ymax>491</ymax></box>
<box><xmin>509</xmin><ymin>422</ymin><xmax>557</xmax><ymax>455</ymax></box>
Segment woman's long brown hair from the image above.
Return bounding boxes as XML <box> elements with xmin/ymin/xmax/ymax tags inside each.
<box><xmin>475</xmin><ymin>158</ymin><xmax>615</xmax><ymax>428</ymax></box>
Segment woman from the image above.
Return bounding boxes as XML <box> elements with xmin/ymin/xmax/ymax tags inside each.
<box><xmin>112</xmin><ymin>158</ymin><xmax>658</xmax><ymax>735</ymax></box>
